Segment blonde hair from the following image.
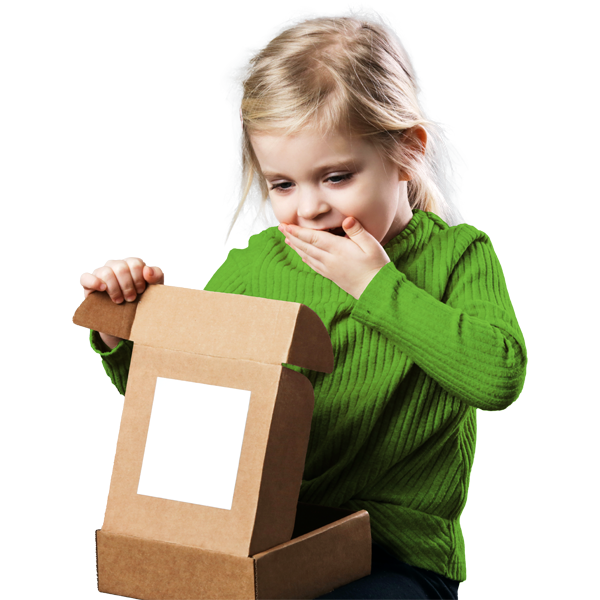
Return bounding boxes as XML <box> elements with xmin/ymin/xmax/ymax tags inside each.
<box><xmin>226</xmin><ymin>13</ymin><xmax>463</xmax><ymax>242</ymax></box>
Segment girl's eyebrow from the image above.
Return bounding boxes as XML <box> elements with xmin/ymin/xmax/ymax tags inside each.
<box><xmin>262</xmin><ymin>160</ymin><xmax>357</xmax><ymax>179</ymax></box>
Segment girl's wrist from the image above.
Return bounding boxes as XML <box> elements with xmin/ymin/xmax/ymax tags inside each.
<box><xmin>99</xmin><ymin>331</ymin><xmax>122</xmax><ymax>351</ymax></box>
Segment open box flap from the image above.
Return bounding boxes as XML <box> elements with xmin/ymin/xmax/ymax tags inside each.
<box><xmin>73</xmin><ymin>290</ymin><xmax>139</xmax><ymax>341</ymax></box>
<box><xmin>73</xmin><ymin>286</ymin><xmax>333</xmax><ymax>373</ymax></box>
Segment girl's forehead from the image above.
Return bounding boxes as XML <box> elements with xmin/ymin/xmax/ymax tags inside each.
<box><xmin>250</xmin><ymin>128</ymin><xmax>367</xmax><ymax>158</ymax></box>
<box><xmin>250</xmin><ymin>130</ymin><xmax>384</xmax><ymax>179</ymax></box>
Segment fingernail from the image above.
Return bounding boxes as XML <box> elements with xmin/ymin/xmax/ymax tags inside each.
<box><xmin>147</xmin><ymin>267</ymin><xmax>154</xmax><ymax>277</ymax></box>
<box><xmin>346</xmin><ymin>217</ymin><xmax>355</xmax><ymax>228</ymax></box>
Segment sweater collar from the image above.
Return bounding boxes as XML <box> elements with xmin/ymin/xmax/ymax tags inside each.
<box><xmin>383</xmin><ymin>208</ymin><xmax>428</xmax><ymax>251</ymax></box>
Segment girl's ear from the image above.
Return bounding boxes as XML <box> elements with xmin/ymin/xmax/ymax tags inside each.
<box><xmin>398</xmin><ymin>126</ymin><xmax>427</xmax><ymax>181</ymax></box>
<box><xmin>417</xmin><ymin>125</ymin><xmax>427</xmax><ymax>150</ymax></box>
<box><xmin>407</xmin><ymin>125</ymin><xmax>427</xmax><ymax>155</ymax></box>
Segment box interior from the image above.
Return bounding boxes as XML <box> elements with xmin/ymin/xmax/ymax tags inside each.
<box><xmin>291</xmin><ymin>502</ymin><xmax>354</xmax><ymax>540</ymax></box>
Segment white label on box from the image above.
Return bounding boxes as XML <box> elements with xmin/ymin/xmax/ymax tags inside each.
<box><xmin>137</xmin><ymin>376</ymin><xmax>251</xmax><ymax>510</ymax></box>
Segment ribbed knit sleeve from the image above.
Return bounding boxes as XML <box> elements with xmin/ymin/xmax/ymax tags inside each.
<box><xmin>89</xmin><ymin>329</ymin><xmax>133</xmax><ymax>396</ymax></box>
<box><xmin>351</xmin><ymin>229</ymin><xmax>527</xmax><ymax>411</ymax></box>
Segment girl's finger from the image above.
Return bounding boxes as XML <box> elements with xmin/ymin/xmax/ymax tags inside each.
<box><xmin>285</xmin><ymin>234</ymin><xmax>328</xmax><ymax>273</ymax></box>
<box><xmin>109</xmin><ymin>261</ymin><xmax>138</xmax><ymax>303</ymax></box>
<box><xmin>93</xmin><ymin>263</ymin><xmax>124</xmax><ymax>304</ymax></box>
<box><xmin>80</xmin><ymin>271</ymin><xmax>104</xmax><ymax>291</ymax></box>
<box><xmin>124</xmin><ymin>257</ymin><xmax>147</xmax><ymax>294</ymax></box>
<box><xmin>80</xmin><ymin>272</ymin><xmax>107</xmax><ymax>298</ymax></box>
<box><xmin>143</xmin><ymin>265</ymin><xmax>165</xmax><ymax>285</ymax></box>
<box><xmin>285</xmin><ymin>228</ymin><xmax>328</xmax><ymax>263</ymax></box>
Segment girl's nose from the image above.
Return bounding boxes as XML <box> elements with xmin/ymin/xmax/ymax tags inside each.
<box><xmin>296</xmin><ymin>187</ymin><xmax>330</xmax><ymax>221</ymax></box>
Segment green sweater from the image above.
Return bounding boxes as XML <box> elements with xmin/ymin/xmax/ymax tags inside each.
<box><xmin>90</xmin><ymin>208</ymin><xmax>527</xmax><ymax>582</ymax></box>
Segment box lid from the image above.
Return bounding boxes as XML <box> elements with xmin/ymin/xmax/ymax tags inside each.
<box><xmin>74</xmin><ymin>286</ymin><xmax>333</xmax><ymax>373</ymax></box>
<box><xmin>74</xmin><ymin>286</ymin><xmax>334</xmax><ymax>556</ymax></box>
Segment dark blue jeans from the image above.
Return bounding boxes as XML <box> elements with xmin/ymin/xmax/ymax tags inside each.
<box><xmin>317</xmin><ymin>542</ymin><xmax>460</xmax><ymax>599</ymax></box>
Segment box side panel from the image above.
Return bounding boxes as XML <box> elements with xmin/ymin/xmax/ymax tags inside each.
<box><xmin>254</xmin><ymin>511</ymin><xmax>372</xmax><ymax>600</ymax></box>
<box><xmin>102</xmin><ymin>345</ymin><xmax>281</xmax><ymax>556</ymax></box>
<box><xmin>250</xmin><ymin>368</ymin><xmax>314</xmax><ymax>555</ymax></box>
<box><xmin>96</xmin><ymin>529</ymin><xmax>255</xmax><ymax>600</ymax></box>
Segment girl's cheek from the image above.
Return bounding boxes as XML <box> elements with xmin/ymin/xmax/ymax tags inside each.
<box><xmin>276</xmin><ymin>212</ymin><xmax>295</xmax><ymax>228</ymax></box>
<box><xmin>276</xmin><ymin>208</ymin><xmax>293</xmax><ymax>223</ymax></box>
<box><xmin>342</xmin><ymin>196</ymin><xmax>362</xmax><ymax>213</ymax></box>
<box><xmin>269</xmin><ymin>201</ymin><xmax>288</xmax><ymax>222</ymax></box>
<box><xmin>342</xmin><ymin>182</ymin><xmax>368</xmax><ymax>208</ymax></box>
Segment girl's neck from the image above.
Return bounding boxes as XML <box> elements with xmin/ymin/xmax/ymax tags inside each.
<box><xmin>382</xmin><ymin>186</ymin><xmax>413</xmax><ymax>246</ymax></box>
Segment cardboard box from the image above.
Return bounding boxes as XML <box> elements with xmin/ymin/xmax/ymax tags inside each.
<box><xmin>74</xmin><ymin>286</ymin><xmax>371</xmax><ymax>599</ymax></box>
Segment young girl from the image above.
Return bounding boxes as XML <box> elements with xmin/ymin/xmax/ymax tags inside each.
<box><xmin>80</xmin><ymin>15</ymin><xmax>527</xmax><ymax>599</ymax></box>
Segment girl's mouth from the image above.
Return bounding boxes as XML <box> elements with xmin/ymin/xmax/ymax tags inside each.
<box><xmin>328</xmin><ymin>227</ymin><xmax>345</xmax><ymax>237</ymax></box>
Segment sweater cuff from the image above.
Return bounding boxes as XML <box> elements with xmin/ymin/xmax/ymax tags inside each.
<box><xmin>352</xmin><ymin>261</ymin><xmax>407</xmax><ymax>324</ymax></box>
<box><xmin>90</xmin><ymin>329</ymin><xmax>127</xmax><ymax>357</ymax></box>
<box><xmin>89</xmin><ymin>330</ymin><xmax>133</xmax><ymax>396</ymax></box>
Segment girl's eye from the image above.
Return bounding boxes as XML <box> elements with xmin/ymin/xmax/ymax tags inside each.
<box><xmin>269</xmin><ymin>173</ymin><xmax>353</xmax><ymax>192</ymax></box>
<box><xmin>327</xmin><ymin>173</ymin><xmax>353</xmax><ymax>184</ymax></box>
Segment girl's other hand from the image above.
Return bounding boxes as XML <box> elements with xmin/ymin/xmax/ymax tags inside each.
<box><xmin>80</xmin><ymin>257</ymin><xmax>164</xmax><ymax>303</ymax></box>
<box><xmin>279</xmin><ymin>217</ymin><xmax>390</xmax><ymax>300</ymax></box>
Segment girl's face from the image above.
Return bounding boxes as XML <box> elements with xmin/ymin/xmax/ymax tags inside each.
<box><xmin>250</xmin><ymin>128</ymin><xmax>414</xmax><ymax>246</ymax></box>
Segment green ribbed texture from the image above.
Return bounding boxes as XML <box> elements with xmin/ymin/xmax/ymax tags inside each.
<box><xmin>89</xmin><ymin>209</ymin><xmax>527</xmax><ymax>582</ymax></box>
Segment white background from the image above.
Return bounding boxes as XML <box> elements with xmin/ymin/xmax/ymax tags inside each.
<box><xmin>0</xmin><ymin>0</ymin><xmax>600</xmax><ymax>600</ymax></box>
